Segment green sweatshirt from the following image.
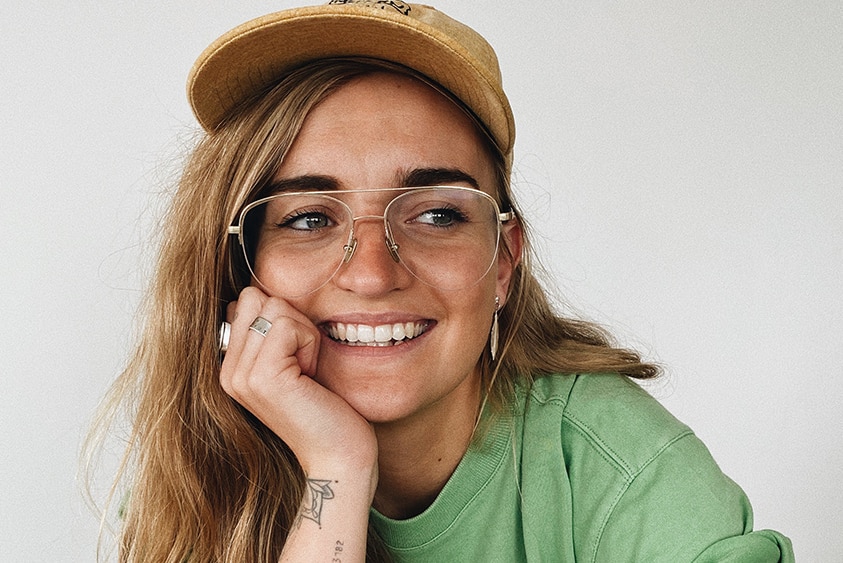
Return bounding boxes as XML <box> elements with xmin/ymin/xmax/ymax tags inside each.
<box><xmin>371</xmin><ymin>373</ymin><xmax>793</xmax><ymax>562</ymax></box>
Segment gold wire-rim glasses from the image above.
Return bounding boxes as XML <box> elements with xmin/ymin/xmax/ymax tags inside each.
<box><xmin>228</xmin><ymin>185</ymin><xmax>514</xmax><ymax>297</ymax></box>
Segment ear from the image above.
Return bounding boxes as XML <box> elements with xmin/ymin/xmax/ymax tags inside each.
<box><xmin>496</xmin><ymin>219</ymin><xmax>523</xmax><ymax>307</ymax></box>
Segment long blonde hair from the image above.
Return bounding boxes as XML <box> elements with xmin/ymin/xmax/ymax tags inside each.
<box><xmin>89</xmin><ymin>58</ymin><xmax>657</xmax><ymax>562</ymax></box>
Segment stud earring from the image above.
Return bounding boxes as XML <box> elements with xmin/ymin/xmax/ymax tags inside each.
<box><xmin>490</xmin><ymin>296</ymin><xmax>500</xmax><ymax>362</ymax></box>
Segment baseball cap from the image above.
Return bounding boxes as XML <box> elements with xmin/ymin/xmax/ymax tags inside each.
<box><xmin>187</xmin><ymin>1</ymin><xmax>515</xmax><ymax>157</ymax></box>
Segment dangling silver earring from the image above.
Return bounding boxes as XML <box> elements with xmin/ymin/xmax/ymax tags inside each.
<box><xmin>490</xmin><ymin>296</ymin><xmax>500</xmax><ymax>362</ymax></box>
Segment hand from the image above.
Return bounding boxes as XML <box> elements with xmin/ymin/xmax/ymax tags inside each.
<box><xmin>222</xmin><ymin>287</ymin><xmax>375</xmax><ymax>559</ymax></box>
<box><xmin>220</xmin><ymin>286</ymin><xmax>378</xmax><ymax>479</ymax></box>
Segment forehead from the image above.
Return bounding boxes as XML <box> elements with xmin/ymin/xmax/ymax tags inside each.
<box><xmin>311</xmin><ymin>71</ymin><xmax>480</xmax><ymax>129</ymax></box>
<box><xmin>274</xmin><ymin>71</ymin><xmax>497</xmax><ymax>192</ymax></box>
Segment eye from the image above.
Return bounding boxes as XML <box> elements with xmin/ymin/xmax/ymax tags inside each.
<box><xmin>414</xmin><ymin>206</ymin><xmax>468</xmax><ymax>227</ymax></box>
<box><xmin>278</xmin><ymin>209</ymin><xmax>334</xmax><ymax>231</ymax></box>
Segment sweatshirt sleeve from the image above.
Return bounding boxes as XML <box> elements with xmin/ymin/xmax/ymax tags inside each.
<box><xmin>692</xmin><ymin>529</ymin><xmax>794</xmax><ymax>563</ymax></box>
<box><xmin>593</xmin><ymin>431</ymin><xmax>794</xmax><ymax>562</ymax></box>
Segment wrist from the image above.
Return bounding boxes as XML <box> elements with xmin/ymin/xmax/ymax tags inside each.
<box><xmin>301</xmin><ymin>460</ymin><xmax>379</xmax><ymax>505</ymax></box>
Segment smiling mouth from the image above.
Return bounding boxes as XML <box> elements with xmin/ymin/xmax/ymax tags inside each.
<box><xmin>325</xmin><ymin>321</ymin><xmax>430</xmax><ymax>347</ymax></box>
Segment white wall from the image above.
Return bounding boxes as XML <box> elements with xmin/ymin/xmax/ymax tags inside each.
<box><xmin>1</xmin><ymin>1</ymin><xmax>840</xmax><ymax>560</ymax></box>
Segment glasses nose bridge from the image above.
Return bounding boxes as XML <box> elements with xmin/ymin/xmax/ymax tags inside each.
<box><xmin>343</xmin><ymin>213</ymin><xmax>400</xmax><ymax>264</ymax></box>
<box><xmin>351</xmin><ymin>212</ymin><xmax>387</xmax><ymax>224</ymax></box>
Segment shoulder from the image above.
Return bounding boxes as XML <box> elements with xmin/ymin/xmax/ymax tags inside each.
<box><xmin>524</xmin><ymin>373</ymin><xmax>693</xmax><ymax>477</ymax></box>
<box><xmin>518</xmin><ymin>374</ymin><xmax>792</xmax><ymax>562</ymax></box>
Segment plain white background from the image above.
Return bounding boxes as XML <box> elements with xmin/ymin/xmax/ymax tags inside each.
<box><xmin>1</xmin><ymin>1</ymin><xmax>840</xmax><ymax>560</ymax></box>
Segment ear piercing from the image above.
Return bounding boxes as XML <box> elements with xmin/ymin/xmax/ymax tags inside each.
<box><xmin>490</xmin><ymin>296</ymin><xmax>500</xmax><ymax>361</ymax></box>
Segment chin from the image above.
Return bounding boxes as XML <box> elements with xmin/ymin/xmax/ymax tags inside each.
<box><xmin>338</xmin><ymin>386</ymin><xmax>423</xmax><ymax>425</ymax></box>
<box><xmin>314</xmin><ymin>348</ymin><xmax>483</xmax><ymax>426</ymax></box>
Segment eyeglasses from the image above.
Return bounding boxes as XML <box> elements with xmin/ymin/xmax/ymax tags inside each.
<box><xmin>228</xmin><ymin>186</ymin><xmax>513</xmax><ymax>298</ymax></box>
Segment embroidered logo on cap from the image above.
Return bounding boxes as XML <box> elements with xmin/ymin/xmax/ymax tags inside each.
<box><xmin>327</xmin><ymin>0</ymin><xmax>411</xmax><ymax>16</ymax></box>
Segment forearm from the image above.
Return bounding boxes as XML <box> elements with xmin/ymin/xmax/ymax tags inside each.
<box><xmin>280</xmin><ymin>466</ymin><xmax>377</xmax><ymax>563</ymax></box>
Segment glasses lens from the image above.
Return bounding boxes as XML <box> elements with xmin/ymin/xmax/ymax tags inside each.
<box><xmin>241</xmin><ymin>194</ymin><xmax>352</xmax><ymax>298</ymax></box>
<box><xmin>237</xmin><ymin>187</ymin><xmax>502</xmax><ymax>297</ymax></box>
<box><xmin>386</xmin><ymin>187</ymin><xmax>501</xmax><ymax>290</ymax></box>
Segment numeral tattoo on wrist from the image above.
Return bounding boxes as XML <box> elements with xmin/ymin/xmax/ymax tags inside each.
<box><xmin>332</xmin><ymin>539</ymin><xmax>344</xmax><ymax>562</ymax></box>
<box><xmin>295</xmin><ymin>478</ymin><xmax>336</xmax><ymax>528</ymax></box>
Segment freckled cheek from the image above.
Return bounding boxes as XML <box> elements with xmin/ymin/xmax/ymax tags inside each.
<box><xmin>446</xmin><ymin>289</ymin><xmax>496</xmax><ymax>347</ymax></box>
<box><xmin>284</xmin><ymin>293</ymin><xmax>321</xmax><ymax>322</ymax></box>
<box><xmin>463</xmin><ymin>307</ymin><xmax>495</xmax><ymax>353</ymax></box>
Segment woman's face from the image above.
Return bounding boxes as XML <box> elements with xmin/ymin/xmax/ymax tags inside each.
<box><xmin>258</xmin><ymin>71</ymin><xmax>518</xmax><ymax>424</ymax></box>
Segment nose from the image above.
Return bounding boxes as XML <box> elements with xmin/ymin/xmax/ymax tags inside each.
<box><xmin>331</xmin><ymin>217</ymin><xmax>412</xmax><ymax>295</ymax></box>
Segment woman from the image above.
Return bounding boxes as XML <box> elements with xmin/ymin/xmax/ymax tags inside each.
<box><xmin>97</xmin><ymin>2</ymin><xmax>793</xmax><ymax>561</ymax></box>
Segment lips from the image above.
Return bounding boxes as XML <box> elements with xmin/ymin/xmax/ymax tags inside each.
<box><xmin>325</xmin><ymin>321</ymin><xmax>430</xmax><ymax>347</ymax></box>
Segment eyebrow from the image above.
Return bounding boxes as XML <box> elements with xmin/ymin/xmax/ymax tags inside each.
<box><xmin>401</xmin><ymin>167</ymin><xmax>480</xmax><ymax>189</ymax></box>
<box><xmin>266</xmin><ymin>167</ymin><xmax>480</xmax><ymax>194</ymax></box>
<box><xmin>265</xmin><ymin>175</ymin><xmax>339</xmax><ymax>194</ymax></box>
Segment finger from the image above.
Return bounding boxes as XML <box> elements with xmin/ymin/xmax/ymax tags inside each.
<box><xmin>225</xmin><ymin>314</ymin><xmax>324</xmax><ymax>440</ymax></box>
<box><xmin>238</xmin><ymin>300</ymin><xmax>321</xmax><ymax>380</ymax></box>
<box><xmin>240</xmin><ymin>314</ymin><xmax>319</xmax><ymax>392</ymax></box>
<box><xmin>254</xmin><ymin>314</ymin><xmax>320</xmax><ymax>379</ymax></box>
<box><xmin>220</xmin><ymin>290</ymin><xmax>264</xmax><ymax>374</ymax></box>
<box><xmin>221</xmin><ymin>288</ymin><xmax>321</xmax><ymax>397</ymax></box>
<box><xmin>226</xmin><ymin>300</ymin><xmax>239</xmax><ymax>322</ymax></box>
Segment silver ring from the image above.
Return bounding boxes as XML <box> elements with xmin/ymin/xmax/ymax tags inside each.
<box><xmin>219</xmin><ymin>321</ymin><xmax>231</xmax><ymax>353</ymax></box>
<box><xmin>249</xmin><ymin>316</ymin><xmax>272</xmax><ymax>337</ymax></box>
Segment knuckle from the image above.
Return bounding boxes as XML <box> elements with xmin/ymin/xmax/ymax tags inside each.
<box><xmin>225</xmin><ymin>300</ymin><xmax>238</xmax><ymax>320</ymax></box>
<box><xmin>238</xmin><ymin>286</ymin><xmax>266</xmax><ymax>309</ymax></box>
<box><xmin>226</xmin><ymin>372</ymin><xmax>254</xmax><ymax>403</ymax></box>
<box><xmin>218</xmin><ymin>373</ymin><xmax>236</xmax><ymax>398</ymax></box>
<box><xmin>261</xmin><ymin>296</ymin><xmax>289</xmax><ymax>319</ymax></box>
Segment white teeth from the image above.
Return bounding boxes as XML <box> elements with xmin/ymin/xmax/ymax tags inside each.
<box><xmin>328</xmin><ymin>321</ymin><xmax>427</xmax><ymax>345</ymax></box>
<box><xmin>392</xmin><ymin>323</ymin><xmax>406</xmax><ymax>341</ymax></box>
<box><xmin>357</xmin><ymin>324</ymin><xmax>375</xmax><ymax>343</ymax></box>
<box><xmin>374</xmin><ymin>325</ymin><xmax>392</xmax><ymax>342</ymax></box>
<box><xmin>346</xmin><ymin>324</ymin><xmax>358</xmax><ymax>342</ymax></box>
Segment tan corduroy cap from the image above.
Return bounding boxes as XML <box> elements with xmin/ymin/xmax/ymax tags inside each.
<box><xmin>187</xmin><ymin>1</ymin><xmax>515</xmax><ymax>156</ymax></box>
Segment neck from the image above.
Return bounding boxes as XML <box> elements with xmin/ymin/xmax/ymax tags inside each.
<box><xmin>371</xmin><ymin>377</ymin><xmax>481</xmax><ymax>520</ymax></box>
